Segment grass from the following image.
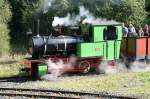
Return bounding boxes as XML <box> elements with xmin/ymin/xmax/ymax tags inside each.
<box><xmin>0</xmin><ymin>55</ymin><xmax>26</xmax><ymax>78</ymax></box>
<box><xmin>13</xmin><ymin>72</ymin><xmax>150</xmax><ymax>98</ymax></box>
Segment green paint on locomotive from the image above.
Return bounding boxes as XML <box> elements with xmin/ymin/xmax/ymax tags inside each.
<box><xmin>77</xmin><ymin>42</ymin><xmax>104</xmax><ymax>57</ymax></box>
<box><xmin>92</xmin><ymin>26</ymin><xmax>106</xmax><ymax>42</ymax></box>
<box><xmin>38</xmin><ymin>64</ymin><xmax>48</xmax><ymax>77</ymax></box>
<box><xmin>77</xmin><ymin>23</ymin><xmax>123</xmax><ymax>60</ymax></box>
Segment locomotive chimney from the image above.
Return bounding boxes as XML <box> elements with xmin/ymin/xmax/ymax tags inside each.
<box><xmin>37</xmin><ymin>19</ymin><xmax>40</xmax><ymax>35</ymax></box>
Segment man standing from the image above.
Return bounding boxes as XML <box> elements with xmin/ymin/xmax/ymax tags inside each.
<box><xmin>123</xmin><ymin>23</ymin><xmax>129</xmax><ymax>37</ymax></box>
<box><xmin>128</xmin><ymin>24</ymin><xmax>137</xmax><ymax>37</ymax></box>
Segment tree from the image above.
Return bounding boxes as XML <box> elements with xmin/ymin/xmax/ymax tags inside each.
<box><xmin>145</xmin><ymin>0</ymin><xmax>150</xmax><ymax>24</ymax></box>
<box><xmin>0</xmin><ymin>0</ymin><xmax>12</xmax><ymax>56</ymax></box>
<box><xmin>146</xmin><ymin>0</ymin><xmax>150</xmax><ymax>13</ymax></box>
<box><xmin>81</xmin><ymin>0</ymin><xmax>147</xmax><ymax>25</ymax></box>
<box><xmin>9</xmin><ymin>0</ymin><xmax>41</xmax><ymax>53</ymax></box>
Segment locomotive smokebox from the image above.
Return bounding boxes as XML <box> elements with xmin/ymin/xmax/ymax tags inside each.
<box><xmin>31</xmin><ymin>35</ymin><xmax>83</xmax><ymax>59</ymax></box>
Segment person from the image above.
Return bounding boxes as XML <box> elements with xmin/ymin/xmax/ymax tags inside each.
<box><xmin>81</xmin><ymin>23</ymin><xmax>90</xmax><ymax>42</ymax></box>
<box><xmin>143</xmin><ymin>24</ymin><xmax>149</xmax><ymax>36</ymax></box>
<box><xmin>137</xmin><ymin>26</ymin><xmax>144</xmax><ymax>37</ymax></box>
<box><xmin>123</xmin><ymin>23</ymin><xmax>129</xmax><ymax>37</ymax></box>
<box><xmin>149</xmin><ymin>25</ymin><xmax>150</xmax><ymax>36</ymax></box>
<box><xmin>104</xmin><ymin>26</ymin><xmax>117</xmax><ymax>40</ymax></box>
<box><xmin>128</xmin><ymin>24</ymin><xmax>137</xmax><ymax>37</ymax></box>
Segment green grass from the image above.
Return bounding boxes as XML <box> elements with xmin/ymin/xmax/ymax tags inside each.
<box><xmin>0</xmin><ymin>55</ymin><xmax>26</xmax><ymax>78</ymax></box>
<box><xmin>17</xmin><ymin>72</ymin><xmax>150</xmax><ymax>97</ymax></box>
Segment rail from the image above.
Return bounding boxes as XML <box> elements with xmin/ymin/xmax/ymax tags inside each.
<box><xmin>0</xmin><ymin>87</ymin><xmax>139</xmax><ymax>99</ymax></box>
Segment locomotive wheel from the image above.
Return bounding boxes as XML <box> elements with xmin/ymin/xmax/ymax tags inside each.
<box><xmin>78</xmin><ymin>61</ymin><xmax>90</xmax><ymax>74</ymax></box>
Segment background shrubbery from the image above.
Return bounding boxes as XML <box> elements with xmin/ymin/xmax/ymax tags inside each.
<box><xmin>0</xmin><ymin>0</ymin><xmax>12</xmax><ymax>56</ymax></box>
<box><xmin>0</xmin><ymin>0</ymin><xmax>150</xmax><ymax>56</ymax></box>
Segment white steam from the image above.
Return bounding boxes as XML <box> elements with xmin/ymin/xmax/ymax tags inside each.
<box><xmin>39</xmin><ymin>0</ymin><xmax>55</xmax><ymax>14</ymax></box>
<box><xmin>98</xmin><ymin>61</ymin><xmax>127</xmax><ymax>74</ymax></box>
<box><xmin>41</xmin><ymin>59</ymin><xmax>150</xmax><ymax>80</ymax></box>
<box><xmin>98</xmin><ymin>61</ymin><xmax>150</xmax><ymax>74</ymax></box>
<box><xmin>130</xmin><ymin>61</ymin><xmax>150</xmax><ymax>72</ymax></box>
<box><xmin>52</xmin><ymin>6</ymin><xmax>119</xmax><ymax>27</ymax></box>
<box><xmin>41</xmin><ymin>56</ymin><xmax>77</xmax><ymax>80</ymax></box>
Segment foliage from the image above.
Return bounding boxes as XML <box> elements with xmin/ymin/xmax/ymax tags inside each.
<box><xmin>0</xmin><ymin>0</ymin><xmax>12</xmax><ymax>56</ymax></box>
<box><xmin>81</xmin><ymin>0</ymin><xmax>147</xmax><ymax>25</ymax></box>
<box><xmin>145</xmin><ymin>0</ymin><xmax>150</xmax><ymax>24</ymax></box>
<box><xmin>8</xmin><ymin>0</ymin><xmax>41</xmax><ymax>53</ymax></box>
<box><xmin>146</xmin><ymin>0</ymin><xmax>150</xmax><ymax>12</ymax></box>
<box><xmin>0</xmin><ymin>24</ymin><xmax>10</xmax><ymax>56</ymax></box>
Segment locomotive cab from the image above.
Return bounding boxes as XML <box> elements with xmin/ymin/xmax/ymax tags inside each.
<box><xmin>77</xmin><ymin>23</ymin><xmax>123</xmax><ymax>60</ymax></box>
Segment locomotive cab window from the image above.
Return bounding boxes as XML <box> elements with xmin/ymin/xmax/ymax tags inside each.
<box><xmin>103</xmin><ymin>26</ymin><xmax>118</xmax><ymax>40</ymax></box>
<box><xmin>81</xmin><ymin>24</ymin><xmax>91</xmax><ymax>42</ymax></box>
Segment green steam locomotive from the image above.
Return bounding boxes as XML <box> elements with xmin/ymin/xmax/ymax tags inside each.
<box><xmin>23</xmin><ymin>22</ymin><xmax>123</xmax><ymax>79</ymax></box>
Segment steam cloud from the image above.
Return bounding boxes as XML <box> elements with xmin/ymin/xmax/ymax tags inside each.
<box><xmin>41</xmin><ymin>58</ymin><xmax>150</xmax><ymax>80</ymax></box>
<box><xmin>38</xmin><ymin>0</ymin><xmax>119</xmax><ymax>26</ymax></box>
<box><xmin>98</xmin><ymin>61</ymin><xmax>127</xmax><ymax>74</ymax></box>
<box><xmin>40</xmin><ymin>0</ymin><xmax>55</xmax><ymax>14</ymax></box>
<box><xmin>98</xmin><ymin>61</ymin><xmax>150</xmax><ymax>74</ymax></box>
<box><xmin>130</xmin><ymin>61</ymin><xmax>150</xmax><ymax>72</ymax></box>
<box><xmin>41</xmin><ymin>56</ymin><xmax>77</xmax><ymax>80</ymax></box>
<box><xmin>52</xmin><ymin>6</ymin><xmax>119</xmax><ymax>26</ymax></box>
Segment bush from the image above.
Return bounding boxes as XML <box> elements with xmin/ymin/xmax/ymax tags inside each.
<box><xmin>0</xmin><ymin>24</ymin><xmax>10</xmax><ymax>56</ymax></box>
<box><xmin>0</xmin><ymin>0</ymin><xmax>12</xmax><ymax>56</ymax></box>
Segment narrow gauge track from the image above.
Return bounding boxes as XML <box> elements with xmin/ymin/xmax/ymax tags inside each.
<box><xmin>0</xmin><ymin>87</ymin><xmax>138</xmax><ymax>99</ymax></box>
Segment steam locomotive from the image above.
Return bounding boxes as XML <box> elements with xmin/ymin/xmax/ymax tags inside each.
<box><xmin>22</xmin><ymin>21</ymin><xmax>150</xmax><ymax>79</ymax></box>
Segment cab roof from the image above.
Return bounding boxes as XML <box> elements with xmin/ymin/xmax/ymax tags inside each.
<box><xmin>91</xmin><ymin>23</ymin><xmax>122</xmax><ymax>26</ymax></box>
<box><xmin>82</xmin><ymin>21</ymin><xmax>122</xmax><ymax>26</ymax></box>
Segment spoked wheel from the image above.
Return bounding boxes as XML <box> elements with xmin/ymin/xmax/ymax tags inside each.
<box><xmin>78</xmin><ymin>61</ymin><xmax>91</xmax><ymax>74</ymax></box>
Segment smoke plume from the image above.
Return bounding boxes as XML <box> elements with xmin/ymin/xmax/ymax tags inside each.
<box><xmin>41</xmin><ymin>59</ymin><xmax>150</xmax><ymax>80</ymax></box>
<box><xmin>52</xmin><ymin>6</ymin><xmax>119</xmax><ymax>27</ymax></box>
<box><xmin>130</xmin><ymin>61</ymin><xmax>150</xmax><ymax>72</ymax></box>
<box><xmin>37</xmin><ymin>0</ymin><xmax>120</xmax><ymax>26</ymax></box>
<box><xmin>98</xmin><ymin>61</ymin><xmax>127</xmax><ymax>74</ymax></box>
<box><xmin>41</xmin><ymin>56</ymin><xmax>77</xmax><ymax>80</ymax></box>
<box><xmin>98</xmin><ymin>60</ymin><xmax>150</xmax><ymax>74</ymax></box>
<box><xmin>37</xmin><ymin>0</ymin><xmax>55</xmax><ymax>14</ymax></box>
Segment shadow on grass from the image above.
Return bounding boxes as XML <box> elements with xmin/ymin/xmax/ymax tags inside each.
<box><xmin>0</xmin><ymin>75</ymin><xmax>31</xmax><ymax>83</ymax></box>
<box><xmin>0</xmin><ymin>60</ymin><xmax>17</xmax><ymax>65</ymax></box>
<box><xmin>60</xmin><ymin>69</ymin><xmax>103</xmax><ymax>77</ymax></box>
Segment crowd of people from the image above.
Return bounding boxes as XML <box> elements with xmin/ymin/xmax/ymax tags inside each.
<box><xmin>123</xmin><ymin>23</ymin><xmax>150</xmax><ymax>37</ymax></box>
